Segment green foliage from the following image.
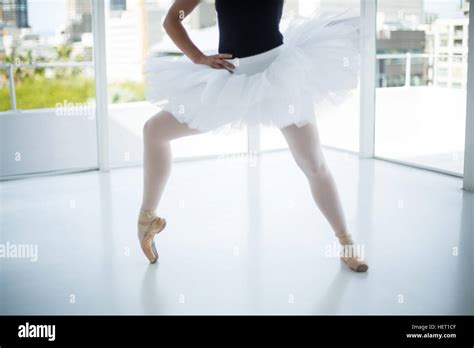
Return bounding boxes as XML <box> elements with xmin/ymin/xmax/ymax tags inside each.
<box><xmin>1</xmin><ymin>43</ymin><xmax>146</xmax><ymax>111</ymax></box>
<box><xmin>54</xmin><ymin>44</ymin><xmax>73</xmax><ymax>61</ymax></box>
<box><xmin>108</xmin><ymin>80</ymin><xmax>145</xmax><ymax>104</ymax></box>
<box><xmin>0</xmin><ymin>76</ymin><xmax>95</xmax><ymax>111</ymax></box>
<box><xmin>0</xmin><ymin>76</ymin><xmax>146</xmax><ymax>111</ymax></box>
<box><xmin>4</xmin><ymin>49</ymin><xmax>48</xmax><ymax>82</ymax></box>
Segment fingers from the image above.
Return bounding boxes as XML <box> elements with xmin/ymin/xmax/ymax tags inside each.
<box><xmin>218</xmin><ymin>64</ymin><xmax>234</xmax><ymax>73</ymax></box>
<box><xmin>219</xmin><ymin>59</ymin><xmax>236</xmax><ymax>71</ymax></box>
<box><xmin>213</xmin><ymin>55</ymin><xmax>235</xmax><ymax>73</ymax></box>
<box><xmin>205</xmin><ymin>54</ymin><xmax>236</xmax><ymax>73</ymax></box>
<box><xmin>210</xmin><ymin>61</ymin><xmax>224</xmax><ymax>69</ymax></box>
<box><xmin>218</xmin><ymin>53</ymin><xmax>233</xmax><ymax>59</ymax></box>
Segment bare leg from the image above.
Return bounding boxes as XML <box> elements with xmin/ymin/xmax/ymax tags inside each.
<box><xmin>138</xmin><ymin>110</ymin><xmax>202</xmax><ymax>263</ymax></box>
<box><xmin>280</xmin><ymin>123</ymin><xmax>368</xmax><ymax>272</ymax></box>
<box><xmin>141</xmin><ymin>110</ymin><xmax>202</xmax><ymax>212</ymax></box>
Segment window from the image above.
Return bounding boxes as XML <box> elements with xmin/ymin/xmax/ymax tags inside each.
<box><xmin>438</xmin><ymin>32</ymin><xmax>450</xmax><ymax>48</ymax></box>
<box><xmin>453</xmin><ymin>54</ymin><xmax>463</xmax><ymax>63</ymax></box>
<box><xmin>110</xmin><ymin>0</ymin><xmax>126</xmax><ymax>12</ymax></box>
<box><xmin>0</xmin><ymin>0</ymin><xmax>98</xmax><ymax>178</ymax></box>
<box><xmin>440</xmin><ymin>39</ymin><xmax>449</xmax><ymax>47</ymax></box>
<box><xmin>104</xmin><ymin>0</ymin><xmax>247</xmax><ymax>167</ymax></box>
<box><xmin>454</xmin><ymin>24</ymin><xmax>464</xmax><ymax>37</ymax></box>
<box><xmin>437</xmin><ymin>54</ymin><xmax>449</xmax><ymax>62</ymax></box>
<box><xmin>1</xmin><ymin>0</ymin><xmax>471</xmax><ymax>180</ymax></box>
<box><xmin>375</xmin><ymin>0</ymin><xmax>468</xmax><ymax>175</ymax></box>
<box><xmin>261</xmin><ymin>0</ymin><xmax>361</xmax><ymax>153</ymax></box>
<box><xmin>1</xmin><ymin>0</ymin><xmax>95</xmax><ymax>112</ymax></box>
<box><xmin>437</xmin><ymin>67</ymin><xmax>449</xmax><ymax>76</ymax></box>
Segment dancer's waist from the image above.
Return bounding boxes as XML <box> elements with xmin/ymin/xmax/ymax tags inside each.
<box><xmin>230</xmin><ymin>44</ymin><xmax>283</xmax><ymax>75</ymax></box>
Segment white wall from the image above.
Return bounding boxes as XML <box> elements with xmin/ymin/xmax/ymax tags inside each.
<box><xmin>0</xmin><ymin>109</ymin><xmax>98</xmax><ymax>178</ymax></box>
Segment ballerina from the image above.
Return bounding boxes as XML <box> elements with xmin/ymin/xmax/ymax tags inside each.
<box><xmin>138</xmin><ymin>0</ymin><xmax>368</xmax><ymax>272</ymax></box>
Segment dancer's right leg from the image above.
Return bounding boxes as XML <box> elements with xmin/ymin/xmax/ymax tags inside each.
<box><xmin>141</xmin><ymin>110</ymin><xmax>203</xmax><ymax>212</ymax></box>
<box><xmin>138</xmin><ymin>110</ymin><xmax>202</xmax><ymax>263</ymax></box>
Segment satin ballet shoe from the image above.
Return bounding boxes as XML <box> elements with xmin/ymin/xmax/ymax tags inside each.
<box><xmin>337</xmin><ymin>234</ymin><xmax>369</xmax><ymax>273</ymax></box>
<box><xmin>137</xmin><ymin>209</ymin><xmax>167</xmax><ymax>264</ymax></box>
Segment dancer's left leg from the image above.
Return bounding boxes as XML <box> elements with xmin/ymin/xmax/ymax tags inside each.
<box><xmin>280</xmin><ymin>123</ymin><xmax>368</xmax><ymax>272</ymax></box>
<box><xmin>280</xmin><ymin>123</ymin><xmax>347</xmax><ymax>236</ymax></box>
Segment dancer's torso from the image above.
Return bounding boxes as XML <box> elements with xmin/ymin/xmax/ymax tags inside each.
<box><xmin>215</xmin><ymin>0</ymin><xmax>284</xmax><ymax>58</ymax></box>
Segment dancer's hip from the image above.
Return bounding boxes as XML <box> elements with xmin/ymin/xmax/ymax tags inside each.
<box><xmin>229</xmin><ymin>44</ymin><xmax>283</xmax><ymax>75</ymax></box>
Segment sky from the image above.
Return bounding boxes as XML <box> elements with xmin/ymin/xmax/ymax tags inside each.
<box><xmin>424</xmin><ymin>0</ymin><xmax>465</xmax><ymax>18</ymax></box>
<box><xmin>26</xmin><ymin>0</ymin><xmax>466</xmax><ymax>37</ymax></box>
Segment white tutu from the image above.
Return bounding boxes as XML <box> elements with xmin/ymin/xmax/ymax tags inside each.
<box><xmin>145</xmin><ymin>10</ymin><xmax>360</xmax><ymax>132</ymax></box>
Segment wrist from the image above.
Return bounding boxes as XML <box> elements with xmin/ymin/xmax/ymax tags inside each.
<box><xmin>191</xmin><ymin>52</ymin><xmax>205</xmax><ymax>64</ymax></box>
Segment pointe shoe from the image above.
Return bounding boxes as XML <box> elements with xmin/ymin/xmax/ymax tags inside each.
<box><xmin>138</xmin><ymin>209</ymin><xmax>167</xmax><ymax>264</ymax></box>
<box><xmin>337</xmin><ymin>234</ymin><xmax>369</xmax><ymax>273</ymax></box>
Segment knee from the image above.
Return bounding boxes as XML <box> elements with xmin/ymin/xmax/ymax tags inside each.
<box><xmin>143</xmin><ymin>118</ymin><xmax>153</xmax><ymax>138</ymax></box>
<box><xmin>299</xmin><ymin>158</ymin><xmax>329</xmax><ymax>178</ymax></box>
<box><xmin>143</xmin><ymin>117</ymin><xmax>163</xmax><ymax>144</ymax></box>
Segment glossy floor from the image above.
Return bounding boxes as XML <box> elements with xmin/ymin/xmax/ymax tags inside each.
<box><xmin>1</xmin><ymin>149</ymin><xmax>473</xmax><ymax>314</ymax></box>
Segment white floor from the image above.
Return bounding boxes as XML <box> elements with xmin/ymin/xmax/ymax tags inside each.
<box><xmin>0</xmin><ymin>149</ymin><xmax>472</xmax><ymax>315</ymax></box>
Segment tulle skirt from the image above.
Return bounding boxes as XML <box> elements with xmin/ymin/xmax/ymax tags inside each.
<box><xmin>145</xmin><ymin>10</ymin><xmax>360</xmax><ymax>132</ymax></box>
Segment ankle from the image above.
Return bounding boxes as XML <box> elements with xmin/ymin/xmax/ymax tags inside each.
<box><xmin>336</xmin><ymin>233</ymin><xmax>354</xmax><ymax>246</ymax></box>
<box><xmin>139</xmin><ymin>208</ymin><xmax>157</xmax><ymax>222</ymax></box>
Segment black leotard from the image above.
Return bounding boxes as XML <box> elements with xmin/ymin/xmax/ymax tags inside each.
<box><xmin>215</xmin><ymin>0</ymin><xmax>284</xmax><ymax>58</ymax></box>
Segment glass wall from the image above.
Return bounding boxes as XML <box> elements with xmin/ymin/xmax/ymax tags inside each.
<box><xmin>1</xmin><ymin>0</ymin><xmax>470</xmax><ymax>178</ymax></box>
<box><xmin>104</xmin><ymin>0</ymin><xmax>247</xmax><ymax>168</ymax></box>
<box><xmin>375</xmin><ymin>0</ymin><xmax>469</xmax><ymax>174</ymax></box>
<box><xmin>261</xmin><ymin>0</ymin><xmax>361</xmax><ymax>153</ymax></box>
<box><xmin>0</xmin><ymin>0</ymin><xmax>98</xmax><ymax>178</ymax></box>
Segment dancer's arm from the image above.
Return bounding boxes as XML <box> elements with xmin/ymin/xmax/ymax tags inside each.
<box><xmin>163</xmin><ymin>0</ymin><xmax>235</xmax><ymax>72</ymax></box>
